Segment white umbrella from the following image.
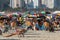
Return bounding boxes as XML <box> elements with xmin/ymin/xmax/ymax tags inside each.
<box><xmin>53</xmin><ymin>11</ymin><xmax>60</xmax><ymax>14</ymax></box>
<box><xmin>12</xmin><ymin>12</ymin><xmax>18</xmax><ymax>15</ymax></box>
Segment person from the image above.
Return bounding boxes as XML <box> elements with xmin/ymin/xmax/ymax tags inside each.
<box><xmin>25</xmin><ymin>20</ymin><xmax>33</xmax><ymax>30</ymax></box>
<box><xmin>36</xmin><ymin>19</ymin><xmax>45</xmax><ymax>30</ymax></box>
<box><xmin>43</xmin><ymin>20</ymin><xmax>50</xmax><ymax>31</ymax></box>
<box><xmin>0</xmin><ymin>29</ymin><xmax>2</xmax><ymax>35</ymax></box>
<box><xmin>0</xmin><ymin>25</ymin><xmax>3</xmax><ymax>35</ymax></box>
<box><xmin>53</xmin><ymin>21</ymin><xmax>57</xmax><ymax>28</ymax></box>
<box><xmin>46</xmin><ymin>19</ymin><xmax>54</xmax><ymax>32</ymax></box>
<box><xmin>49</xmin><ymin>23</ymin><xmax>54</xmax><ymax>32</ymax></box>
<box><xmin>0</xmin><ymin>20</ymin><xmax>5</xmax><ymax>33</ymax></box>
<box><xmin>11</xmin><ymin>21</ymin><xmax>17</xmax><ymax>29</ymax></box>
<box><xmin>35</xmin><ymin>21</ymin><xmax>39</xmax><ymax>30</ymax></box>
<box><xmin>17</xmin><ymin>16</ymin><xmax>24</xmax><ymax>26</ymax></box>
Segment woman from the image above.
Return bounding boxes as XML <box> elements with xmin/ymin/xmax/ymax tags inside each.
<box><xmin>0</xmin><ymin>20</ymin><xmax>5</xmax><ymax>34</ymax></box>
<box><xmin>43</xmin><ymin>20</ymin><xmax>50</xmax><ymax>31</ymax></box>
<box><xmin>11</xmin><ymin>21</ymin><xmax>17</xmax><ymax>29</ymax></box>
<box><xmin>25</xmin><ymin>20</ymin><xmax>33</xmax><ymax>30</ymax></box>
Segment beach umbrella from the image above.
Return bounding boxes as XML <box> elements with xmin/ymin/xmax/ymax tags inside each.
<box><xmin>57</xmin><ymin>13</ymin><xmax>60</xmax><ymax>16</ymax></box>
<box><xmin>0</xmin><ymin>14</ymin><xmax>3</xmax><ymax>16</ymax></box>
<box><xmin>41</xmin><ymin>11</ymin><xmax>46</xmax><ymax>14</ymax></box>
<box><xmin>46</xmin><ymin>12</ymin><xmax>51</xmax><ymax>14</ymax></box>
<box><xmin>7</xmin><ymin>13</ymin><xmax>18</xmax><ymax>17</ymax></box>
<box><xmin>0</xmin><ymin>16</ymin><xmax>9</xmax><ymax>20</ymax></box>
<box><xmin>53</xmin><ymin>11</ymin><xmax>60</xmax><ymax>14</ymax></box>
<box><xmin>7</xmin><ymin>14</ymin><xmax>12</xmax><ymax>17</ymax></box>
<box><xmin>23</xmin><ymin>11</ymin><xmax>29</xmax><ymax>17</ymax></box>
<box><xmin>12</xmin><ymin>12</ymin><xmax>19</xmax><ymax>17</ymax></box>
<box><xmin>39</xmin><ymin>14</ymin><xmax>43</xmax><ymax>16</ymax></box>
<box><xmin>17</xmin><ymin>12</ymin><xmax>23</xmax><ymax>15</ymax></box>
<box><xmin>12</xmin><ymin>14</ymin><xmax>18</xmax><ymax>17</ymax></box>
<box><xmin>17</xmin><ymin>12</ymin><xmax>22</xmax><ymax>16</ymax></box>
<box><xmin>0</xmin><ymin>13</ymin><xmax>5</xmax><ymax>16</ymax></box>
<box><xmin>39</xmin><ymin>16</ymin><xmax>46</xmax><ymax>19</ymax></box>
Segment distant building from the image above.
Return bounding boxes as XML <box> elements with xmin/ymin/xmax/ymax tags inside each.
<box><xmin>38</xmin><ymin>0</ymin><xmax>42</xmax><ymax>8</ymax></box>
<box><xmin>10</xmin><ymin>0</ymin><xmax>25</xmax><ymax>8</ymax></box>
<box><xmin>33</xmin><ymin>0</ymin><xmax>39</xmax><ymax>9</ymax></box>
<box><xmin>24</xmin><ymin>0</ymin><xmax>39</xmax><ymax>9</ymax></box>
<box><xmin>24</xmin><ymin>0</ymin><xmax>33</xmax><ymax>9</ymax></box>
<box><xmin>41</xmin><ymin>0</ymin><xmax>54</xmax><ymax>9</ymax></box>
<box><xmin>46</xmin><ymin>0</ymin><xmax>54</xmax><ymax>9</ymax></box>
<box><xmin>16</xmin><ymin>0</ymin><xmax>21</xmax><ymax>7</ymax></box>
<box><xmin>54</xmin><ymin>0</ymin><xmax>60</xmax><ymax>8</ymax></box>
<box><xmin>10</xmin><ymin>0</ymin><xmax>17</xmax><ymax>8</ymax></box>
<box><xmin>10</xmin><ymin>0</ymin><xmax>60</xmax><ymax>9</ymax></box>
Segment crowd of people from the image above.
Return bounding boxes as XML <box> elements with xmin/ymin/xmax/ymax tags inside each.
<box><xmin>0</xmin><ymin>11</ymin><xmax>60</xmax><ymax>36</ymax></box>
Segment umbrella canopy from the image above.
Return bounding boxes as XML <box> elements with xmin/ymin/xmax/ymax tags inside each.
<box><xmin>57</xmin><ymin>14</ymin><xmax>60</xmax><ymax>16</ymax></box>
<box><xmin>28</xmin><ymin>15</ymin><xmax>37</xmax><ymax>18</ymax></box>
<box><xmin>39</xmin><ymin>14</ymin><xmax>43</xmax><ymax>16</ymax></box>
<box><xmin>0</xmin><ymin>13</ymin><xmax>6</xmax><ymax>16</ymax></box>
<box><xmin>17</xmin><ymin>12</ymin><xmax>23</xmax><ymax>15</ymax></box>
<box><xmin>0</xmin><ymin>14</ymin><xmax>3</xmax><ymax>16</ymax></box>
<box><xmin>23</xmin><ymin>11</ymin><xmax>29</xmax><ymax>17</ymax></box>
<box><xmin>41</xmin><ymin>11</ymin><xmax>46</xmax><ymax>14</ymax></box>
<box><xmin>12</xmin><ymin>12</ymin><xmax>18</xmax><ymax>15</ymax></box>
<box><xmin>38</xmin><ymin>16</ymin><xmax>46</xmax><ymax>19</ymax></box>
<box><xmin>0</xmin><ymin>16</ymin><xmax>10</xmax><ymax>20</ymax></box>
<box><xmin>12</xmin><ymin>12</ymin><xmax>19</xmax><ymax>17</ymax></box>
<box><xmin>53</xmin><ymin>11</ymin><xmax>60</xmax><ymax>14</ymax></box>
<box><xmin>7</xmin><ymin>13</ymin><xmax>18</xmax><ymax>17</ymax></box>
<box><xmin>7</xmin><ymin>14</ymin><xmax>12</xmax><ymax>17</ymax></box>
<box><xmin>46</xmin><ymin>12</ymin><xmax>51</xmax><ymax>14</ymax></box>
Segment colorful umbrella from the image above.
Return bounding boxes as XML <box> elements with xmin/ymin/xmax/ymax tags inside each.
<box><xmin>12</xmin><ymin>13</ymin><xmax>18</xmax><ymax>17</ymax></box>
<box><xmin>41</xmin><ymin>11</ymin><xmax>46</xmax><ymax>14</ymax></box>
<box><xmin>7</xmin><ymin>13</ymin><xmax>18</xmax><ymax>17</ymax></box>
<box><xmin>7</xmin><ymin>14</ymin><xmax>12</xmax><ymax>17</ymax></box>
